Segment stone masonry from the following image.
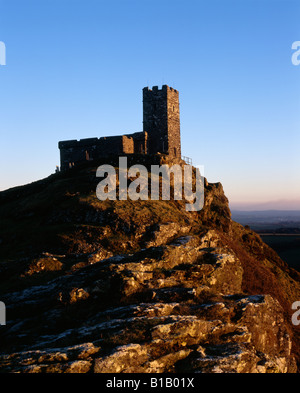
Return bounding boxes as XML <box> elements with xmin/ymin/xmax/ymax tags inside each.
<box><xmin>58</xmin><ymin>85</ymin><xmax>181</xmax><ymax>171</ymax></box>
<box><xmin>143</xmin><ymin>85</ymin><xmax>181</xmax><ymax>158</ymax></box>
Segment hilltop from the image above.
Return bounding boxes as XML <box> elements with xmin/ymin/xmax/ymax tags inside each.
<box><xmin>1</xmin><ymin>155</ymin><xmax>300</xmax><ymax>373</ymax></box>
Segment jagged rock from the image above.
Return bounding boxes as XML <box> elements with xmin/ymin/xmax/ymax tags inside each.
<box><xmin>144</xmin><ymin>222</ymin><xmax>191</xmax><ymax>247</ymax></box>
<box><xmin>0</xmin><ymin>343</ymin><xmax>99</xmax><ymax>373</ymax></box>
<box><xmin>87</xmin><ymin>249</ymin><xmax>113</xmax><ymax>265</ymax></box>
<box><xmin>23</xmin><ymin>255</ymin><xmax>63</xmax><ymax>276</ymax></box>
<box><xmin>0</xmin><ymin>231</ymin><xmax>296</xmax><ymax>373</ymax></box>
<box><xmin>94</xmin><ymin>344</ymin><xmax>149</xmax><ymax>373</ymax></box>
<box><xmin>0</xmin><ymin>160</ymin><xmax>299</xmax><ymax>373</ymax></box>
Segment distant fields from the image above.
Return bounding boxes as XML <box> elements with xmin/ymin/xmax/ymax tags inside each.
<box><xmin>259</xmin><ymin>234</ymin><xmax>300</xmax><ymax>271</ymax></box>
<box><xmin>231</xmin><ymin>210</ymin><xmax>300</xmax><ymax>271</ymax></box>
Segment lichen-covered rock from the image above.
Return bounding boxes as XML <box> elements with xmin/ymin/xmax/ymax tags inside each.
<box><xmin>0</xmin><ymin>160</ymin><xmax>299</xmax><ymax>373</ymax></box>
<box><xmin>23</xmin><ymin>255</ymin><xmax>63</xmax><ymax>276</ymax></box>
<box><xmin>0</xmin><ymin>230</ymin><xmax>296</xmax><ymax>373</ymax></box>
<box><xmin>144</xmin><ymin>222</ymin><xmax>191</xmax><ymax>247</ymax></box>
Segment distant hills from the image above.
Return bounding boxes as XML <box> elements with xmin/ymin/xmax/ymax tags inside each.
<box><xmin>231</xmin><ymin>210</ymin><xmax>300</xmax><ymax>233</ymax></box>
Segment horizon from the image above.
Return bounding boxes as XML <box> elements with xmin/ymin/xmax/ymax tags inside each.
<box><xmin>1</xmin><ymin>166</ymin><xmax>300</xmax><ymax>212</ymax></box>
<box><xmin>229</xmin><ymin>200</ymin><xmax>300</xmax><ymax>211</ymax></box>
<box><xmin>0</xmin><ymin>0</ymin><xmax>299</xmax><ymax>210</ymax></box>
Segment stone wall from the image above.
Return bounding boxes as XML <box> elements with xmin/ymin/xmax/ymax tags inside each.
<box><xmin>59</xmin><ymin>136</ymin><xmax>124</xmax><ymax>171</ymax></box>
<box><xmin>59</xmin><ymin>132</ymin><xmax>148</xmax><ymax>171</ymax></box>
<box><xmin>166</xmin><ymin>87</ymin><xmax>181</xmax><ymax>158</ymax></box>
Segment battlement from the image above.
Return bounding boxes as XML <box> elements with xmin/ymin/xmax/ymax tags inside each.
<box><xmin>58</xmin><ymin>138</ymin><xmax>99</xmax><ymax>149</ymax></box>
<box><xmin>143</xmin><ymin>85</ymin><xmax>178</xmax><ymax>94</ymax></box>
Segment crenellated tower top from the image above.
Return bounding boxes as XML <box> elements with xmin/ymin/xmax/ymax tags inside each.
<box><xmin>143</xmin><ymin>85</ymin><xmax>181</xmax><ymax>158</ymax></box>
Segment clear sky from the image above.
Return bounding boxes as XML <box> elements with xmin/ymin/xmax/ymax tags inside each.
<box><xmin>0</xmin><ymin>0</ymin><xmax>299</xmax><ymax>210</ymax></box>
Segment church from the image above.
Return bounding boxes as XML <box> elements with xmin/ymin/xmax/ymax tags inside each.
<box><xmin>58</xmin><ymin>85</ymin><xmax>181</xmax><ymax>171</ymax></box>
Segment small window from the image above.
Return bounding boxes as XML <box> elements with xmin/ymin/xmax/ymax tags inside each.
<box><xmin>174</xmin><ymin>147</ymin><xmax>177</xmax><ymax>156</ymax></box>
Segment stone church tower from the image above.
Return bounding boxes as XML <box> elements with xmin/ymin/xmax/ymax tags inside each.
<box><xmin>143</xmin><ymin>85</ymin><xmax>181</xmax><ymax>158</ymax></box>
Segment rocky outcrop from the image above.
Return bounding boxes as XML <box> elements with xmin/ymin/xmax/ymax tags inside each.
<box><xmin>0</xmin><ymin>230</ymin><xmax>297</xmax><ymax>373</ymax></box>
<box><xmin>0</xmin><ymin>159</ymin><xmax>299</xmax><ymax>373</ymax></box>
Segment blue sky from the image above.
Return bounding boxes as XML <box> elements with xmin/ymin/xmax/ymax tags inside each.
<box><xmin>0</xmin><ymin>0</ymin><xmax>299</xmax><ymax>209</ymax></box>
